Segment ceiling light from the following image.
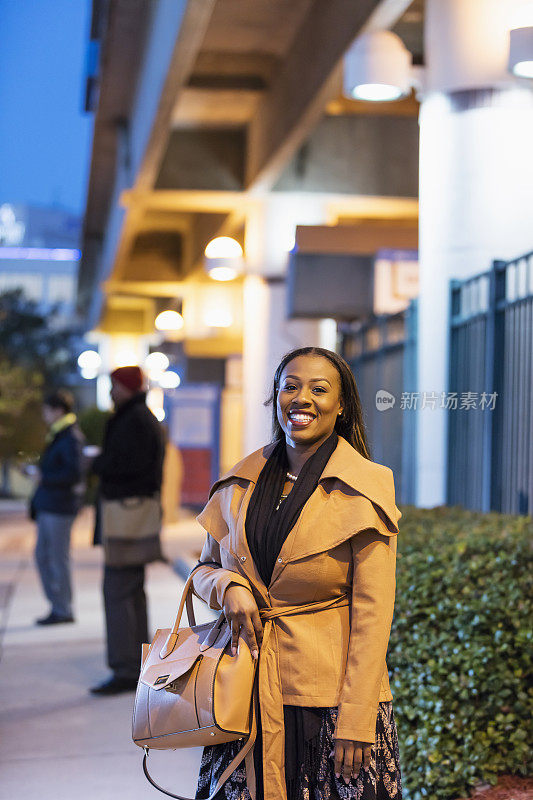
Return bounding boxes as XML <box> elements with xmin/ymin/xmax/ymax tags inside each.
<box><xmin>204</xmin><ymin>236</ymin><xmax>243</xmax><ymax>281</ymax></box>
<box><xmin>351</xmin><ymin>83</ymin><xmax>404</xmax><ymax>101</ymax></box>
<box><xmin>155</xmin><ymin>309</ymin><xmax>184</xmax><ymax>331</ymax></box>
<box><xmin>208</xmin><ymin>266</ymin><xmax>239</xmax><ymax>282</ymax></box>
<box><xmin>343</xmin><ymin>31</ymin><xmax>412</xmax><ymax>102</ymax></box>
<box><xmin>509</xmin><ymin>26</ymin><xmax>533</xmax><ymax>77</ymax></box>
<box><xmin>205</xmin><ymin>237</ymin><xmax>243</xmax><ymax>259</ymax></box>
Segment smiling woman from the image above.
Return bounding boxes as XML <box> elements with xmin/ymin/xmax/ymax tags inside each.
<box><xmin>276</xmin><ymin>354</ymin><xmax>344</xmax><ymax>456</ymax></box>
<box><xmin>191</xmin><ymin>346</ymin><xmax>403</xmax><ymax>800</ymax></box>
<box><xmin>269</xmin><ymin>346</ymin><xmax>371</xmax><ymax>460</ymax></box>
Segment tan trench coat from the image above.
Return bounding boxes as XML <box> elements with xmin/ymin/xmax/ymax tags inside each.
<box><xmin>192</xmin><ymin>435</ymin><xmax>401</xmax><ymax>800</ymax></box>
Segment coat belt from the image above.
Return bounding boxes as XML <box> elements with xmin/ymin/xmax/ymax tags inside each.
<box><xmin>243</xmin><ymin>593</ymin><xmax>351</xmax><ymax>800</ymax></box>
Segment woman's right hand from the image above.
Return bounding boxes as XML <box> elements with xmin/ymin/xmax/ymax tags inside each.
<box><xmin>222</xmin><ymin>584</ymin><xmax>263</xmax><ymax>661</ymax></box>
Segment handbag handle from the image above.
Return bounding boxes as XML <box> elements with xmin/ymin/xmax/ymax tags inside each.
<box><xmin>159</xmin><ymin>565</ymin><xmax>209</xmax><ymax>658</ymax></box>
<box><xmin>142</xmin><ymin>673</ymin><xmax>259</xmax><ymax>800</ymax></box>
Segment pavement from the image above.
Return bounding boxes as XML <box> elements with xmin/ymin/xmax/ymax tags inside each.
<box><xmin>0</xmin><ymin>503</ymin><xmax>213</xmax><ymax>800</ymax></box>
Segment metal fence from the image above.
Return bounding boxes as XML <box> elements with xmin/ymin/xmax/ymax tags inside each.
<box><xmin>339</xmin><ymin>298</ymin><xmax>418</xmax><ymax>506</ymax></box>
<box><xmin>448</xmin><ymin>252</ymin><xmax>533</xmax><ymax>514</ymax></box>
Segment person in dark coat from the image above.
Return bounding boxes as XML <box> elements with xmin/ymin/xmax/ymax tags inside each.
<box><xmin>90</xmin><ymin>365</ymin><xmax>166</xmax><ymax>695</ymax></box>
<box><xmin>32</xmin><ymin>389</ymin><xmax>85</xmax><ymax>625</ymax></box>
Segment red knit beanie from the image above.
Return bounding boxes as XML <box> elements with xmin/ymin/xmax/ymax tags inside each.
<box><xmin>110</xmin><ymin>365</ymin><xmax>145</xmax><ymax>392</ymax></box>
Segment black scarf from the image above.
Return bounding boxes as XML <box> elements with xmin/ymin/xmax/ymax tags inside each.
<box><xmin>245</xmin><ymin>430</ymin><xmax>339</xmax><ymax>586</ymax></box>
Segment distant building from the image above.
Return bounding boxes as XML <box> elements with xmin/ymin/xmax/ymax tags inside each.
<box><xmin>0</xmin><ymin>203</ymin><xmax>81</xmax><ymax>320</ymax></box>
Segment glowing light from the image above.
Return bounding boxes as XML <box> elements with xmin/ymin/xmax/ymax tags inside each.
<box><xmin>203</xmin><ymin>308</ymin><xmax>233</xmax><ymax>328</ymax></box>
<box><xmin>96</xmin><ymin>375</ymin><xmax>112</xmax><ymax>411</ymax></box>
<box><xmin>284</xmin><ymin>233</ymin><xmax>296</xmax><ymax>253</ymax></box>
<box><xmin>115</xmin><ymin>348</ymin><xmax>140</xmax><ymax>367</ymax></box>
<box><xmin>155</xmin><ymin>310</ymin><xmax>184</xmax><ymax>331</ymax></box>
<box><xmin>351</xmin><ymin>83</ymin><xmax>403</xmax><ymax>101</ymax></box>
<box><xmin>145</xmin><ymin>352</ymin><xmax>169</xmax><ymax>377</ymax></box>
<box><xmin>146</xmin><ymin>388</ymin><xmax>165</xmax><ymax>421</ymax></box>
<box><xmin>208</xmin><ymin>266</ymin><xmax>239</xmax><ymax>281</ymax></box>
<box><xmin>0</xmin><ymin>247</ymin><xmax>81</xmax><ymax>261</ymax></box>
<box><xmin>77</xmin><ymin>350</ymin><xmax>102</xmax><ymax>370</ymax></box>
<box><xmin>80</xmin><ymin>367</ymin><xmax>98</xmax><ymax>380</ymax></box>
<box><xmin>204</xmin><ymin>237</ymin><xmax>243</xmax><ymax>259</ymax></box>
<box><xmin>509</xmin><ymin>25</ymin><xmax>533</xmax><ymax>78</ymax></box>
<box><xmin>0</xmin><ymin>205</ymin><xmax>25</xmax><ymax>245</ymax></box>
<box><xmin>513</xmin><ymin>59</ymin><xmax>533</xmax><ymax>77</ymax></box>
<box><xmin>343</xmin><ymin>31</ymin><xmax>411</xmax><ymax>103</ymax></box>
<box><xmin>509</xmin><ymin>4</ymin><xmax>533</xmax><ymax>30</ymax></box>
<box><xmin>159</xmin><ymin>370</ymin><xmax>181</xmax><ymax>389</ymax></box>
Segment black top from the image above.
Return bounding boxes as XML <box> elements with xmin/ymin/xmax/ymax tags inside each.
<box><xmin>245</xmin><ymin>431</ymin><xmax>338</xmax><ymax>586</ymax></box>
<box><xmin>93</xmin><ymin>392</ymin><xmax>166</xmax><ymax>499</ymax></box>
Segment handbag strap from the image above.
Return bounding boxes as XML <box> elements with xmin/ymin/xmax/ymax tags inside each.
<box><xmin>142</xmin><ymin>673</ymin><xmax>259</xmax><ymax>800</ymax></box>
<box><xmin>159</xmin><ymin>568</ymin><xmax>201</xmax><ymax>658</ymax></box>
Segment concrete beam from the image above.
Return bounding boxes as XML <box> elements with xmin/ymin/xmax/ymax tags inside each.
<box><xmin>360</xmin><ymin>0</ymin><xmax>417</xmax><ymax>32</ymax></box>
<box><xmin>245</xmin><ymin>0</ymin><xmax>381</xmax><ymax>190</ymax></box>
<box><xmin>136</xmin><ymin>0</ymin><xmax>217</xmax><ymax>192</ymax></box>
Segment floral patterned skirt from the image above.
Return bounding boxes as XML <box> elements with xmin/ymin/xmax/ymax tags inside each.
<box><xmin>195</xmin><ymin>701</ymin><xmax>402</xmax><ymax>800</ymax></box>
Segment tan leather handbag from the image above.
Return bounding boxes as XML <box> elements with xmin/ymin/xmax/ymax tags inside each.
<box><xmin>132</xmin><ymin>568</ymin><xmax>259</xmax><ymax>800</ymax></box>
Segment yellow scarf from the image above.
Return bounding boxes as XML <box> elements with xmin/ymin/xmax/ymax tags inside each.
<box><xmin>45</xmin><ymin>412</ymin><xmax>77</xmax><ymax>444</ymax></box>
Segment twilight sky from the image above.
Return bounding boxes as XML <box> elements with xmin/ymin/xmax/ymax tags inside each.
<box><xmin>0</xmin><ymin>0</ymin><xmax>94</xmax><ymax>216</ymax></box>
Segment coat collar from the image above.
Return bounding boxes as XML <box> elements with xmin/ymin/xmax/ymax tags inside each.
<box><xmin>209</xmin><ymin>435</ymin><xmax>401</xmax><ymax>531</ymax></box>
<box><xmin>113</xmin><ymin>392</ymin><xmax>148</xmax><ymax>417</ymax></box>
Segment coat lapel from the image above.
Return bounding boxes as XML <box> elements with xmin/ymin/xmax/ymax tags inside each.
<box><xmin>271</xmin><ymin>438</ymin><xmax>401</xmax><ymax>581</ymax></box>
<box><xmin>196</xmin><ymin>436</ymin><xmax>401</xmax><ymax>590</ymax></box>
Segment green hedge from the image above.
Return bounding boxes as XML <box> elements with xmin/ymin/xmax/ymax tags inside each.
<box><xmin>78</xmin><ymin>406</ymin><xmax>111</xmax><ymax>447</ymax></box>
<box><xmin>78</xmin><ymin>407</ymin><xmax>111</xmax><ymax>505</ymax></box>
<box><xmin>388</xmin><ymin>505</ymin><xmax>532</xmax><ymax>800</ymax></box>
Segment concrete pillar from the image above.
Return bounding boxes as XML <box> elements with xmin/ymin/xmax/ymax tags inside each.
<box><xmin>417</xmin><ymin>0</ymin><xmax>533</xmax><ymax>506</ymax></box>
<box><xmin>242</xmin><ymin>194</ymin><xmax>334</xmax><ymax>454</ymax></box>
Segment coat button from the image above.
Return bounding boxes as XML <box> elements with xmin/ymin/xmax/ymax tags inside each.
<box><xmin>240</xmin><ymin>555</ymin><xmax>246</xmax><ymax>562</ymax></box>
<box><xmin>277</xmin><ymin>557</ymin><xmax>283</xmax><ymax>563</ymax></box>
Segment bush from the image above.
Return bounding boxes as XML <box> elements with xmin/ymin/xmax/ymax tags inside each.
<box><xmin>78</xmin><ymin>406</ymin><xmax>111</xmax><ymax>505</ymax></box>
<box><xmin>389</xmin><ymin>505</ymin><xmax>532</xmax><ymax>800</ymax></box>
<box><xmin>78</xmin><ymin>406</ymin><xmax>111</xmax><ymax>446</ymax></box>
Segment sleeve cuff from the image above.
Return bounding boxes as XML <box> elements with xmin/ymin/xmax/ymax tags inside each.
<box><xmin>216</xmin><ymin>571</ymin><xmax>253</xmax><ymax>607</ymax></box>
<box><xmin>334</xmin><ymin>701</ymin><xmax>380</xmax><ymax>745</ymax></box>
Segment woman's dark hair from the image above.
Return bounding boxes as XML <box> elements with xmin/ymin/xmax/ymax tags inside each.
<box><xmin>43</xmin><ymin>389</ymin><xmax>75</xmax><ymax>414</ymax></box>
<box><xmin>265</xmin><ymin>346</ymin><xmax>372</xmax><ymax>460</ymax></box>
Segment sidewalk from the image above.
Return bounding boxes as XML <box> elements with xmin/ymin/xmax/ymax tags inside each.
<box><xmin>0</xmin><ymin>505</ymin><xmax>212</xmax><ymax>800</ymax></box>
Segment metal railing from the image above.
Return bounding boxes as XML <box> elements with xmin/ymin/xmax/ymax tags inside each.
<box><xmin>448</xmin><ymin>252</ymin><xmax>533</xmax><ymax>514</ymax></box>
<box><xmin>339</xmin><ymin>298</ymin><xmax>418</xmax><ymax>506</ymax></box>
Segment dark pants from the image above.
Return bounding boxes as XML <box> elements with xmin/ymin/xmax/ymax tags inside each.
<box><xmin>103</xmin><ymin>564</ymin><xmax>148</xmax><ymax>680</ymax></box>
